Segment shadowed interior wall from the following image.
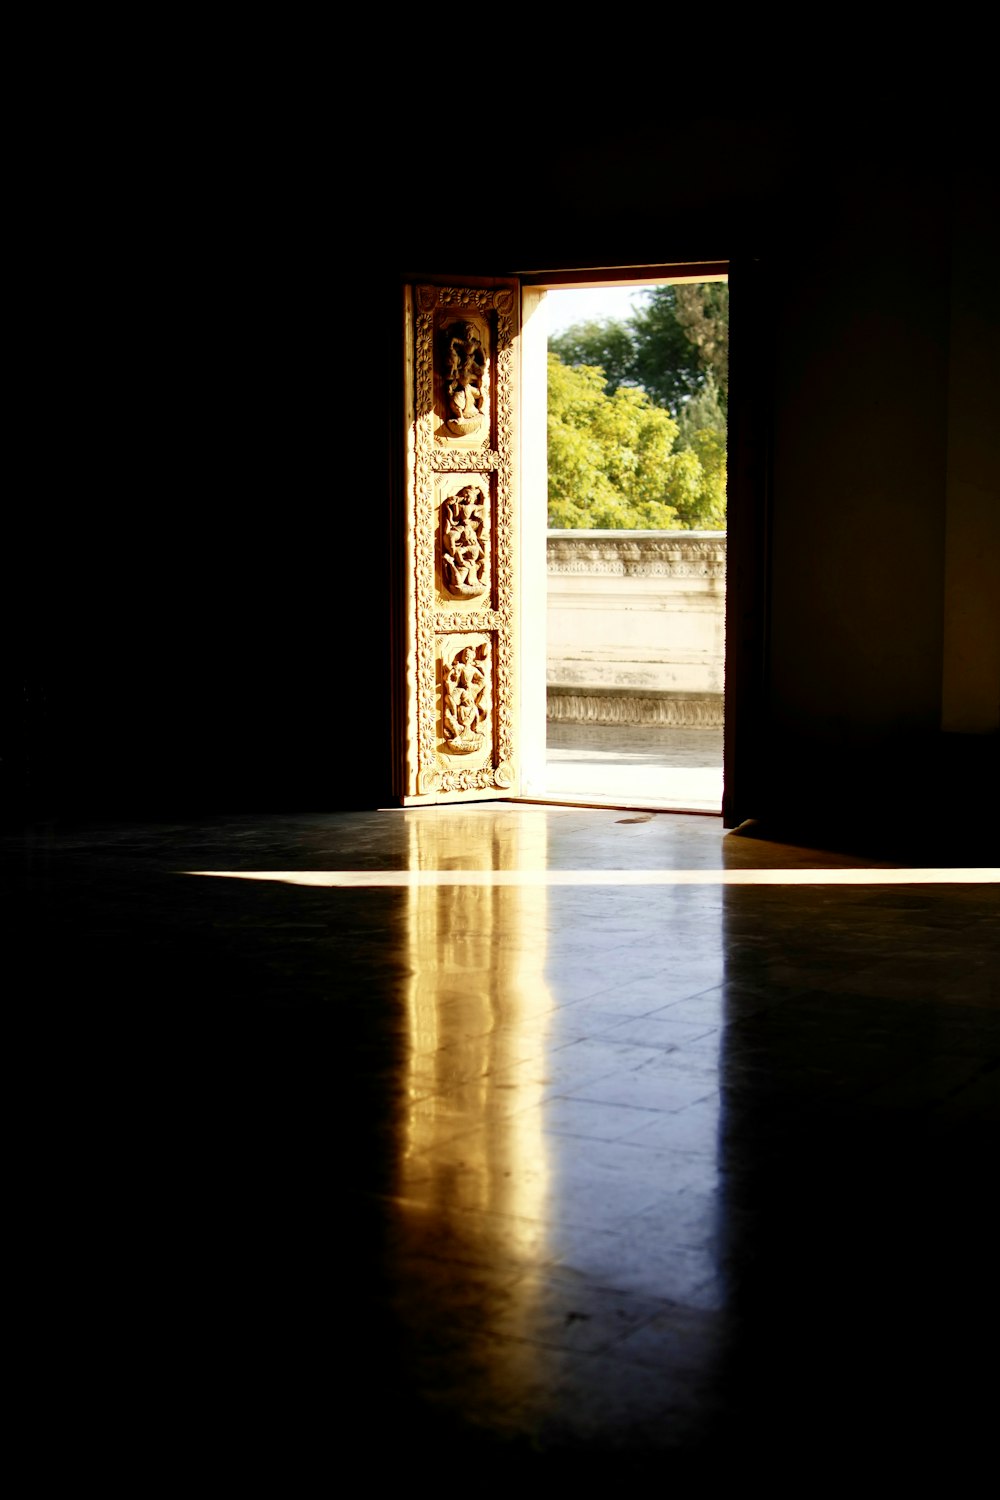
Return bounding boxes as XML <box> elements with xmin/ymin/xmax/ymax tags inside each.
<box><xmin>763</xmin><ymin>151</ymin><xmax>953</xmax><ymax>826</ymax></box>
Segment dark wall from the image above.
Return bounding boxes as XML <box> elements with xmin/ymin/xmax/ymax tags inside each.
<box><xmin>8</xmin><ymin>112</ymin><xmax>997</xmax><ymax>849</ymax></box>
<box><xmin>11</xmin><ymin>146</ymin><xmax>393</xmax><ymax>821</ymax></box>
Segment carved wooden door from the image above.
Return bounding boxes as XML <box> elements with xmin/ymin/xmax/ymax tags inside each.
<box><xmin>397</xmin><ymin>279</ymin><xmax>521</xmax><ymax>805</ymax></box>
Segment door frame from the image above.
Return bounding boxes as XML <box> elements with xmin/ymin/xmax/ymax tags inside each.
<box><xmin>392</xmin><ymin>261</ymin><xmax>772</xmax><ymax>828</ymax></box>
<box><xmin>517</xmin><ymin>261</ymin><xmax>770</xmax><ymax>828</ymax></box>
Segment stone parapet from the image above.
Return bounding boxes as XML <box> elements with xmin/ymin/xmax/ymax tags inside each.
<box><xmin>547</xmin><ymin>531</ymin><xmax>727</xmax><ymax>579</ymax></box>
<box><xmin>546</xmin><ymin>530</ymin><xmax>726</xmax><ymax>726</ymax></box>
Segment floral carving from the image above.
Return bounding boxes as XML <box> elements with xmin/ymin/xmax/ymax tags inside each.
<box><xmin>436</xmin><ymin>610</ymin><xmax>495</xmax><ymax>632</ymax></box>
<box><xmin>433</xmin><ymin>448</ymin><xmax>499</xmax><ymax>472</ymax></box>
<box><xmin>439</xmin><ymin>288</ymin><xmax>493</xmax><ymax>314</ymax></box>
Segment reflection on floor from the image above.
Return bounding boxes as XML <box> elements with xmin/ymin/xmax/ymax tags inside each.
<box><xmin>12</xmin><ymin>804</ymin><xmax>998</xmax><ymax>1473</ymax></box>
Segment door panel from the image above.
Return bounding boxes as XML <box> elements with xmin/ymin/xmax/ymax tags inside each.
<box><xmin>398</xmin><ymin>280</ymin><xmax>520</xmax><ymax>804</ymax></box>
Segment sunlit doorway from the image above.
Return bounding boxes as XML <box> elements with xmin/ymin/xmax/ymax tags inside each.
<box><xmin>519</xmin><ymin>272</ymin><xmax>728</xmax><ymax>814</ymax></box>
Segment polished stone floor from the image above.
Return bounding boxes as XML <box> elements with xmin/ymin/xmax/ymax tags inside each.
<box><xmin>9</xmin><ymin>804</ymin><xmax>998</xmax><ymax>1475</ymax></box>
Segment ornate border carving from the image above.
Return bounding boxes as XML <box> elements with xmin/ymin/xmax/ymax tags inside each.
<box><xmin>433</xmin><ymin>449</ymin><xmax>500</xmax><ymax>472</ymax></box>
<box><xmin>546</xmin><ymin>691</ymin><xmax>725</xmax><ymax>728</ymax></box>
<box><xmin>547</xmin><ymin>533</ymin><xmax>727</xmax><ymax>579</ymax></box>
<box><xmin>411</xmin><ymin>287</ymin><xmax>517</xmax><ymax>797</ymax></box>
<box><xmin>435</xmin><ymin>611</ymin><xmax>500</xmax><ymax>632</ymax></box>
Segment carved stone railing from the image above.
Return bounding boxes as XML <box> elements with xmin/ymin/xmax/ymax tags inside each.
<box><xmin>546</xmin><ymin>530</ymin><xmax>727</xmax><ymax>727</ymax></box>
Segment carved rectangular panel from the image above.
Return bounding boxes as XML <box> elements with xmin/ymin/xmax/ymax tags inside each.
<box><xmin>401</xmin><ymin>282</ymin><xmax>520</xmax><ymax>803</ymax></box>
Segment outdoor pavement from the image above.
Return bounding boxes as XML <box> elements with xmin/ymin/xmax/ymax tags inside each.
<box><xmin>541</xmin><ymin>723</ymin><xmax>724</xmax><ymax>813</ymax></box>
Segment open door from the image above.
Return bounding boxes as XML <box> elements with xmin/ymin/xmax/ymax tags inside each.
<box><xmin>392</xmin><ymin>262</ymin><xmax>766</xmax><ymax>823</ymax></box>
<box><xmin>395</xmin><ymin>278</ymin><xmax>522</xmax><ymax>806</ymax></box>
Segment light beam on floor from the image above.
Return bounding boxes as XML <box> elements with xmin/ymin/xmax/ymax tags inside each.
<box><xmin>183</xmin><ymin>867</ymin><xmax>1000</xmax><ymax>887</ymax></box>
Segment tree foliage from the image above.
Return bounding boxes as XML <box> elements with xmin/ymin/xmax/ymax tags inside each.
<box><xmin>675</xmin><ymin>370</ymin><xmax>727</xmax><ymax>449</ymax></box>
<box><xmin>547</xmin><ymin>355</ymin><xmax>725</xmax><ymax>530</ymax></box>
<box><xmin>550</xmin><ymin>283</ymin><xmax>729</xmax><ymax>414</ymax></box>
<box><xmin>671</xmin><ymin>283</ymin><xmax>729</xmax><ymax>406</ymax></box>
<box><xmin>547</xmin><ymin>280</ymin><xmax>729</xmax><ymax>529</ymax></box>
<box><xmin>546</xmin><ymin>317</ymin><xmax>637</xmax><ymax>398</ymax></box>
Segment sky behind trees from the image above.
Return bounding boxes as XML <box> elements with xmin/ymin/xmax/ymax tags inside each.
<box><xmin>545</xmin><ymin>286</ymin><xmax>647</xmax><ymax>336</ymax></box>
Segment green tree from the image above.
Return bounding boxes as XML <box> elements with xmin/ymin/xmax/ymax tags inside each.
<box><xmin>675</xmin><ymin>370</ymin><xmax>727</xmax><ymax>448</ymax></box>
<box><xmin>681</xmin><ymin>424</ymin><xmax>727</xmax><ymax>529</ymax></box>
<box><xmin>673</xmin><ymin>282</ymin><xmax>729</xmax><ymax>405</ymax></box>
<box><xmin>547</xmin><ymin>354</ymin><xmax>724</xmax><ymax>530</ymax></box>
<box><xmin>550</xmin><ymin>284</ymin><xmax>729</xmax><ymax>417</ymax></box>
<box><xmin>625</xmin><ymin>287</ymin><xmax>704</xmax><ymax>412</ymax></box>
<box><xmin>549</xmin><ymin>318</ymin><xmax>637</xmax><ymax>398</ymax></box>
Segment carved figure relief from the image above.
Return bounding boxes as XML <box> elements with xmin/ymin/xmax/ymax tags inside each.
<box><xmin>442</xmin><ymin>642</ymin><xmax>490</xmax><ymax>754</ymax></box>
<box><xmin>442</xmin><ymin>320</ymin><xmax>488</xmax><ymax>436</ymax></box>
<box><xmin>441</xmin><ymin>485</ymin><xmax>488</xmax><ymax>599</ymax></box>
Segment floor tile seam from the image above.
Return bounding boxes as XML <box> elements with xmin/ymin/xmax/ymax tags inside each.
<box><xmin>535</xmin><ymin>1039</ymin><xmax>676</xmax><ymax>1072</ymax></box>
<box><xmin>540</xmin><ymin>1109</ymin><xmax>720</xmax><ymax>1142</ymax></box>
<box><xmin>401</xmin><ymin>1080</ymin><xmax>515</xmax><ymax>1104</ymax></box>
<box><xmin>384</xmin><ymin>1259</ymin><xmax>532</xmax><ymax>1298</ymax></box>
<box><xmin>465</xmin><ymin>1193</ymin><xmax>672</xmax><ymax>1238</ymax></box>
<box><xmin>388</xmin><ymin>1119</ymin><xmax>542</xmax><ymax>1160</ymax></box>
<box><xmin>581</xmin><ymin>992</ymin><xmax>726</xmax><ymax>1019</ymax></box>
<box><xmin>567</xmin><ymin>1048</ymin><xmax>721</xmax><ymax>1078</ymax></box>
<box><xmin>531</xmin><ymin>1277</ymin><xmax>726</xmax><ymax>1332</ymax></box>
<box><xmin>554</xmin><ymin>996</ymin><xmax>728</xmax><ymax>1032</ymax></box>
<box><xmin>388</xmin><ymin>1248</ymin><xmax>561</xmax><ymax>1282</ymax></box>
<box><xmin>596</xmin><ymin>1019</ymin><xmax>723</xmax><ymax>1046</ymax></box>
<box><xmin>524</xmin><ymin>1272</ymin><xmax>728</xmax><ymax>1320</ymax></box>
<box><xmin>548</xmin><ymin>996</ymin><xmax>680</xmax><ymax>1020</ymax></box>
<box><xmin>513</xmin><ymin>1262</ymin><xmax>662</xmax><ymax>1302</ymax></box>
<box><xmin>372</xmin><ymin>1196</ymin><xmax>611</xmax><ymax>1254</ymax></box>
<box><xmin>462</xmin><ymin>1324</ymin><xmax>670</xmax><ymax>1363</ymax></box>
<box><xmin>540</xmin><ymin>975</ymin><xmax>671</xmax><ymax>1005</ymax></box>
<box><xmin>587</xmin><ymin>1047</ymin><xmax>723</xmax><ymax>1078</ymax></box>
<box><xmin>601</xmin><ymin>1172</ymin><xmax>723</xmax><ymax>1208</ymax></box>
<box><xmin>643</xmin><ymin>983</ymin><xmax>727</xmax><ymax>1012</ymax></box>
<box><xmin>584</xmin><ymin>1334</ymin><xmax>726</xmax><ymax>1375</ymax></box>
<box><xmin>407</xmin><ymin>1068</ymin><xmax>680</xmax><ymax>1104</ymax></box>
<box><xmin>392</xmin><ymin>1116</ymin><xmax>551</xmax><ymax>1158</ymax></box>
<box><xmin>527</xmin><ymin>1268</ymin><xmax>727</xmax><ymax>1322</ymax></box>
<box><xmin>551</xmin><ymin>1074</ymin><xmax>722</xmax><ymax>1110</ymax></box>
<box><xmin>401</xmin><ymin>1128</ymin><xmax>728</xmax><ymax>1182</ymax></box>
<box><xmin>530</xmin><ymin>1170</ymin><xmax>719</xmax><ymax>1218</ymax></box>
<box><xmin>551</xmin><ymin>1084</ymin><xmax>722</xmax><ymax>1115</ymax></box>
<box><xmin>536</xmin><ymin>1134</ymin><xmax>722</xmax><ymax>1170</ymax></box>
<box><xmin>539</xmin><ymin>1125</ymin><xmax>673</xmax><ymax>1148</ymax></box>
<box><xmin>480</xmin><ymin>1282</ymin><xmax>676</xmax><ymax>1330</ymax></box>
<box><xmin>419</xmin><ymin>1069</ymin><xmax>631</xmax><ymax>1103</ymax></box>
<box><xmin>600</xmin><ymin>1225</ymin><xmax>726</xmax><ymax>1261</ymax></box>
<box><xmin>369</xmin><ymin>1198</ymin><xmax>563</xmax><ymax>1260</ymax></box>
<box><xmin>385</xmin><ymin>1252</ymin><xmax>567</xmax><ymax>1287</ymax></box>
<box><xmin>612</xmin><ymin>1128</ymin><xmax>722</xmax><ymax>1158</ymax></box>
<box><xmin>474</xmin><ymin>1061</ymin><xmax>628</xmax><ymax>1093</ymax></box>
<box><xmin>406</xmin><ymin>1046</ymin><xmax>562</xmax><ymax>1076</ymax></box>
<box><xmin>546</xmin><ymin>1025</ymin><xmax>684</xmax><ymax>1054</ymax></box>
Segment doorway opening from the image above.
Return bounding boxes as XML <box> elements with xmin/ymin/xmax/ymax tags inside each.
<box><xmin>519</xmin><ymin>270</ymin><xmax>728</xmax><ymax>814</ymax></box>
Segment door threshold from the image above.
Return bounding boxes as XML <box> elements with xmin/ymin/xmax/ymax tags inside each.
<box><xmin>510</xmin><ymin>793</ymin><xmax>723</xmax><ymax>816</ymax></box>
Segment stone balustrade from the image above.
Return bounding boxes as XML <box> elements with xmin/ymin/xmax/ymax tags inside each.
<box><xmin>546</xmin><ymin>530</ymin><xmax>727</xmax><ymax>727</ymax></box>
